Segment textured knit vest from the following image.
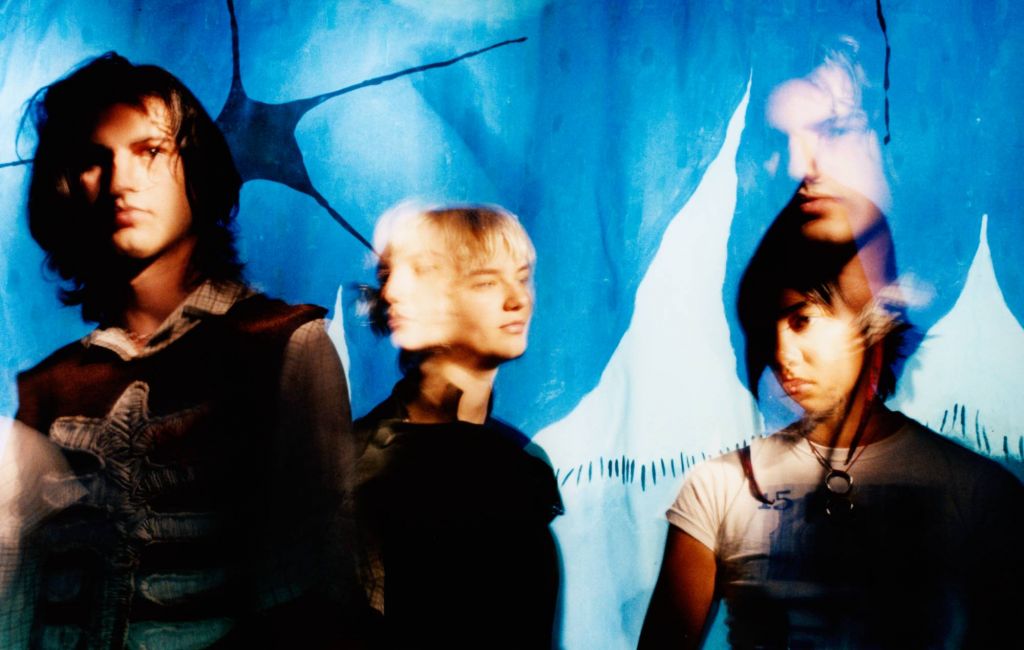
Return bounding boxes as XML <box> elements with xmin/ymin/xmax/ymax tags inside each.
<box><xmin>14</xmin><ymin>294</ymin><xmax>325</xmax><ymax>650</ymax></box>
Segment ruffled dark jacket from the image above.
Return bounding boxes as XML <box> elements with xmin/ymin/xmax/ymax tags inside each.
<box><xmin>352</xmin><ymin>377</ymin><xmax>564</xmax><ymax>649</ymax></box>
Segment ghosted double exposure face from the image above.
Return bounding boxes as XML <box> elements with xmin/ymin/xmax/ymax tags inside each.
<box><xmin>773</xmin><ymin>288</ymin><xmax>867</xmax><ymax>419</ymax></box>
<box><xmin>767</xmin><ymin>58</ymin><xmax>889</xmax><ymax>244</ymax></box>
<box><xmin>381</xmin><ymin>222</ymin><xmax>533</xmax><ymax>366</ymax></box>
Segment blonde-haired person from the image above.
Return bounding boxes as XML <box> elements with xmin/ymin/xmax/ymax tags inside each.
<box><xmin>353</xmin><ymin>202</ymin><xmax>563</xmax><ymax>648</ymax></box>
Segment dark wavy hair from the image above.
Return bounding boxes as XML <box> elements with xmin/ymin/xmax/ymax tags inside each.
<box><xmin>737</xmin><ymin>202</ymin><xmax>913</xmax><ymax>401</ymax></box>
<box><xmin>23</xmin><ymin>52</ymin><xmax>243</xmax><ymax>323</ymax></box>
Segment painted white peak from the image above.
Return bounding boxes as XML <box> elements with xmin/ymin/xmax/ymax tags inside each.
<box><xmin>534</xmin><ymin>78</ymin><xmax>757</xmax><ymax>486</ymax></box>
<box><xmin>531</xmin><ymin>79</ymin><xmax>755</xmax><ymax>650</ymax></box>
<box><xmin>327</xmin><ymin>286</ymin><xmax>353</xmax><ymax>402</ymax></box>
<box><xmin>892</xmin><ymin>214</ymin><xmax>1024</xmax><ymax>457</ymax></box>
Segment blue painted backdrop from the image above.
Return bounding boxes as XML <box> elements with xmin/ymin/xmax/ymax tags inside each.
<box><xmin>2</xmin><ymin>1</ymin><xmax>1021</xmax><ymax>647</ymax></box>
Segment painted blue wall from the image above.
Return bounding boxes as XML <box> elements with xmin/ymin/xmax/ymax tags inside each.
<box><xmin>2</xmin><ymin>1</ymin><xmax>1021</xmax><ymax>646</ymax></box>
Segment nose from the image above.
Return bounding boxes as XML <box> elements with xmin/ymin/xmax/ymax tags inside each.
<box><xmin>787</xmin><ymin>133</ymin><xmax>820</xmax><ymax>181</ymax></box>
<box><xmin>775</xmin><ymin>327</ymin><xmax>802</xmax><ymax>373</ymax></box>
<box><xmin>108</xmin><ymin>150</ymin><xmax>142</xmax><ymax>196</ymax></box>
<box><xmin>503</xmin><ymin>280</ymin><xmax>531</xmax><ymax>312</ymax></box>
<box><xmin>381</xmin><ymin>265</ymin><xmax>410</xmax><ymax>305</ymax></box>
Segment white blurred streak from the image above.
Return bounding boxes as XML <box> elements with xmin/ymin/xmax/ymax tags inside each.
<box><xmin>0</xmin><ymin>418</ymin><xmax>83</xmax><ymax>596</ymax></box>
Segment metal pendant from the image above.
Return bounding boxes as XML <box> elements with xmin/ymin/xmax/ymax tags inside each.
<box><xmin>825</xmin><ymin>495</ymin><xmax>855</xmax><ymax>519</ymax></box>
<box><xmin>824</xmin><ymin>469</ymin><xmax>853</xmax><ymax>496</ymax></box>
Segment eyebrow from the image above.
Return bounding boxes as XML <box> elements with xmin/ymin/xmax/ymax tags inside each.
<box><xmin>776</xmin><ymin>300</ymin><xmax>808</xmax><ymax>319</ymax></box>
<box><xmin>133</xmin><ymin>134</ymin><xmax>173</xmax><ymax>147</ymax></box>
<box><xmin>466</xmin><ymin>263</ymin><xmax>531</xmax><ymax>277</ymax></box>
<box><xmin>393</xmin><ymin>250</ymin><xmax>445</xmax><ymax>263</ymax></box>
<box><xmin>87</xmin><ymin>134</ymin><xmax>173</xmax><ymax>150</ymax></box>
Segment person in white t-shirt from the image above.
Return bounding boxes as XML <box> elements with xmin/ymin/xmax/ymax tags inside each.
<box><xmin>640</xmin><ymin>220</ymin><xmax>1024</xmax><ymax>648</ymax></box>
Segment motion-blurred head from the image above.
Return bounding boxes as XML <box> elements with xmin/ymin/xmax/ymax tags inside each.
<box><xmin>372</xmin><ymin>202</ymin><xmax>535</xmax><ymax>370</ymax></box>
<box><xmin>766</xmin><ymin>45</ymin><xmax>890</xmax><ymax>244</ymax></box>
<box><xmin>738</xmin><ymin>221</ymin><xmax>910</xmax><ymax>419</ymax></box>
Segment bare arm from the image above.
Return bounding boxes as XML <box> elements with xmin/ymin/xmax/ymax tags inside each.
<box><xmin>638</xmin><ymin>527</ymin><xmax>717</xmax><ymax>650</ymax></box>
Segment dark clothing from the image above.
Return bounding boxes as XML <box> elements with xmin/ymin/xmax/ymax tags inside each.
<box><xmin>13</xmin><ymin>293</ymin><xmax>363</xmax><ymax>649</ymax></box>
<box><xmin>353</xmin><ymin>380</ymin><xmax>563</xmax><ymax>649</ymax></box>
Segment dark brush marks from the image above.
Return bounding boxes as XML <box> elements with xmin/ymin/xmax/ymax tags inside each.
<box><xmin>215</xmin><ymin>0</ymin><xmax>526</xmax><ymax>252</ymax></box>
<box><xmin>875</xmin><ymin>0</ymin><xmax>892</xmax><ymax>145</ymax></box>
<box><xmin>552</xmin><ymin>407</ymin><xmax>1024</xmax><ymax>492</ymax></box>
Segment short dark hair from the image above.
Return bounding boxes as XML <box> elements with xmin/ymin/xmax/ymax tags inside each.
<box><xmin>23</xmin><ymin>52</ymin><xmax>243</xmax><ymax>323</ymax></box>
<box><xmin>737</xmin><ymin>203</ymin><xmax>912</xmax><ymax>400</ymax></box>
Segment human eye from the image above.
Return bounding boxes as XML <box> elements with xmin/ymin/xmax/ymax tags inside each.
<box><xmin>412</xmin><ymin>261</ymin><xmax>440</xmax><ymax>276</ymax></box>
<box><xmin>76</xmin><ymin>144</ymin><xmax>109</xmax><ymax>172</ymax></box>
<box><xmin>818</xmin><ymin>110</ymin><xmax>869</xmax><ymax>139</ymax></box>
<box><xmin>139</xmin><ymin>138</ymin><xmax>172</xmax><ymax>162</ymax></box>
<box><xmin>787</xmin><ymin>311</ymin><xmax>812</xmax><ymax>333</ymax></box>
<box><xmin>472</xmin><ymin>278</ymin><xmax>498</xmax><ymax>290</ymax></box>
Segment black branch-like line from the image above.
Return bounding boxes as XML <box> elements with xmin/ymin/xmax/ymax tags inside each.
<box><xmin>876</xmin><ymin>0</ymin><xmax>892</xmax><ymax>145</ymax></box>
<box><xmin>3</xmin><ymin>0</ymin><xmax>528</xmax><ymax>256</ymax></box>
<box><xmin>218</xmin><ymin>0</ymin><xmax>527</xmax><ymax>251</ymax></box>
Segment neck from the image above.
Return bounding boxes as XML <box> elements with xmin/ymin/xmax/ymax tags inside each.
<box><xmin>120</xmin><ymin>236</ymin><xmax>197</xmax><ymax>338</ymax></box>
<box><xmin>805</xmin><ymin>397</ymin><xmax>900</xmax><ymax>450</ymax></box>
<box><xmin>406</xmin><ymin>355</ymin><xmax>498</xmax><ymax>425</ymax></box>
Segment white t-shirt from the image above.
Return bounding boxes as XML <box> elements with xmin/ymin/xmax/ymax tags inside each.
<box><xmin>668</xmin><ymin>416</ymin><xmax>1022</xmax><ymax>648</ymax></box>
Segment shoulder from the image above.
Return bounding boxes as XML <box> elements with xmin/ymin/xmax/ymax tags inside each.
<box><xmin>18</xmin><ymin>338</ymin><xmax>89</xmax><ymax>382</ymax></box>
<box><xmin>15</xmin><ymin>337</ymin><xmax>94</xmax><ymax>430</ymax></box>
<box><xmin>676</xmin><ymin>450</ymin><xmax>746</xmax><ymax>508</ymax></box>
<box><xmin>898</xmin><ymin>416</ymin><xmax>1014</xmax><ymax>471</ymax></box>
<box><xmin>682</xmin><ymin>434</ymin><xmax>791</xmax><ymax>490</ymax></box>
<box><xmin>353</xmin><ymin>393</ymin><xmax>404</xmax><ymax>442</ymax></box>
<box><xmin>280</xmin><ymin>318</ymin><xmax>339</xmax><ymax>372</ymax></box>
<box><xmin>669</xmin><ymin>435</ymin><xmax>794</xmax><ymax>526</ymax></box>
<box><xmin>224</xmin><ymin>293</ymin><xmax>327</xmax><ymax>338</ymax></box>
<box><xmin>894</xmin><ymin>415</ymin><xmax>1024</xmax><ymax>498</ymax></box>
<box><xmin>16</xmin><ymin>335</ymin><xmax>95</xmax><ymax>397</ymax></box>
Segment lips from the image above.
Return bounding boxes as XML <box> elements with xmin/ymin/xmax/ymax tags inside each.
<box><xmin>500</xmin><ymin>321</ymin><xmax>527</xmax><ymax>334</ymax></box>
<box><xmin>387</xmin><ymin>314</ymin><xmax>407</xmax><ymax>330</ymax></box>
<box><xmin>795</xmin><ymin>191</ymin><xmax>836</xmax><ymax>209</ymax></box>
<box><xmin>780</xmin><ymin>377</ymin><xmax>812</xmax><ymax>396</ymax></box>
<box><xmin>114</xmin><ymin>205</ymin><xmax>147</xmax><ymax>228</ymax></box>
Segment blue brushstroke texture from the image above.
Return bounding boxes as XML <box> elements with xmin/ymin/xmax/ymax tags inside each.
<box><xmin>1</xmin><ymin>0</ymin><xmax>1022</xmax><ymax>445</ymax></box>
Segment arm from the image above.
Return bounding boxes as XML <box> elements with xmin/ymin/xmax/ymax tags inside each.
<box><xmin>638</xmin><ymin>527</ymin><xmax>717</xmax><ymax>650</ymax></box>
<box><xmin>256</xmin><ymin>319</ymin><xmax>373</xmax><ymax>645</ymax></box>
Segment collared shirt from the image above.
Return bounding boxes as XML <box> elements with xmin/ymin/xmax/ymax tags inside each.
<box><xmin>83</xmin><ymin>280</ymin><xmax>253</xmax><ymax>361</ymax></box>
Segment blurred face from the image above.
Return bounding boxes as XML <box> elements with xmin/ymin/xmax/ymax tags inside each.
<box><xmin>766</xmin><ymin>63</ymin><xmax>889</xmax><ymax>243</ymax></box>
<box><xmin>78</xmin><ymin>99</ymin><xmax>194</xmax><ymax>261</ymax></box>
<box><xmin>448</xmin><ymin>247</ymin><xmax>533</xmax><ymax>363</ymax></box>
<box><xmin>382</xmin><ymin>229</ymin><xmax>460</xmax><ymax>351</ymax></box>
<box><xmin>773</xmin><ymin>289</ymin><xmax>866</xmax><ymax>417</ymax></box>
<box><xmin>381</xmin><ymin>226</ymin><xmax>533</xmax><ymax>365</ymax></box>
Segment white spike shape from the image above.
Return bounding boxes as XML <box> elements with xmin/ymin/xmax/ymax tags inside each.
<box><xmin>532</xmin><ymin>78</ymin><xmax>754</xmax><ymax>649</ymax></box>
<box><xmin>892</xmin><ymin>214</ymin><xmax>1024</xmax><ymax>458</ymax></box>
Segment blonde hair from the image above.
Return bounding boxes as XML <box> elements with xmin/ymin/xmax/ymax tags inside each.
<box><xmin>374</xmin><ymin>200</ymin><xmax>535</xmax><ymax>274</ymax></box>
<box><xmin>366</xmin><ymin>201</ymin><xmax>535</xmax><ymax>336</ymax></box>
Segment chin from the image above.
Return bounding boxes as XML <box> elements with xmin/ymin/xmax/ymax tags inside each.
<box><xmin>390</xmin><ymin>332</ymin><xmax>420</xmax><ymax>350</ymax></box>
<box><xmin>502</xmin><ymin>346</ymin><xmax>528</xmax><ymax>360</ymax></box>
<box><xmin>800</xmin><ymin>217</ymin><xmax>855</xmax><ymax>244</ymax></box>
<box><xmin>111</xmin><ymin>235</ymin><xmax>149</xmax><ymax>258</ymax></box>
